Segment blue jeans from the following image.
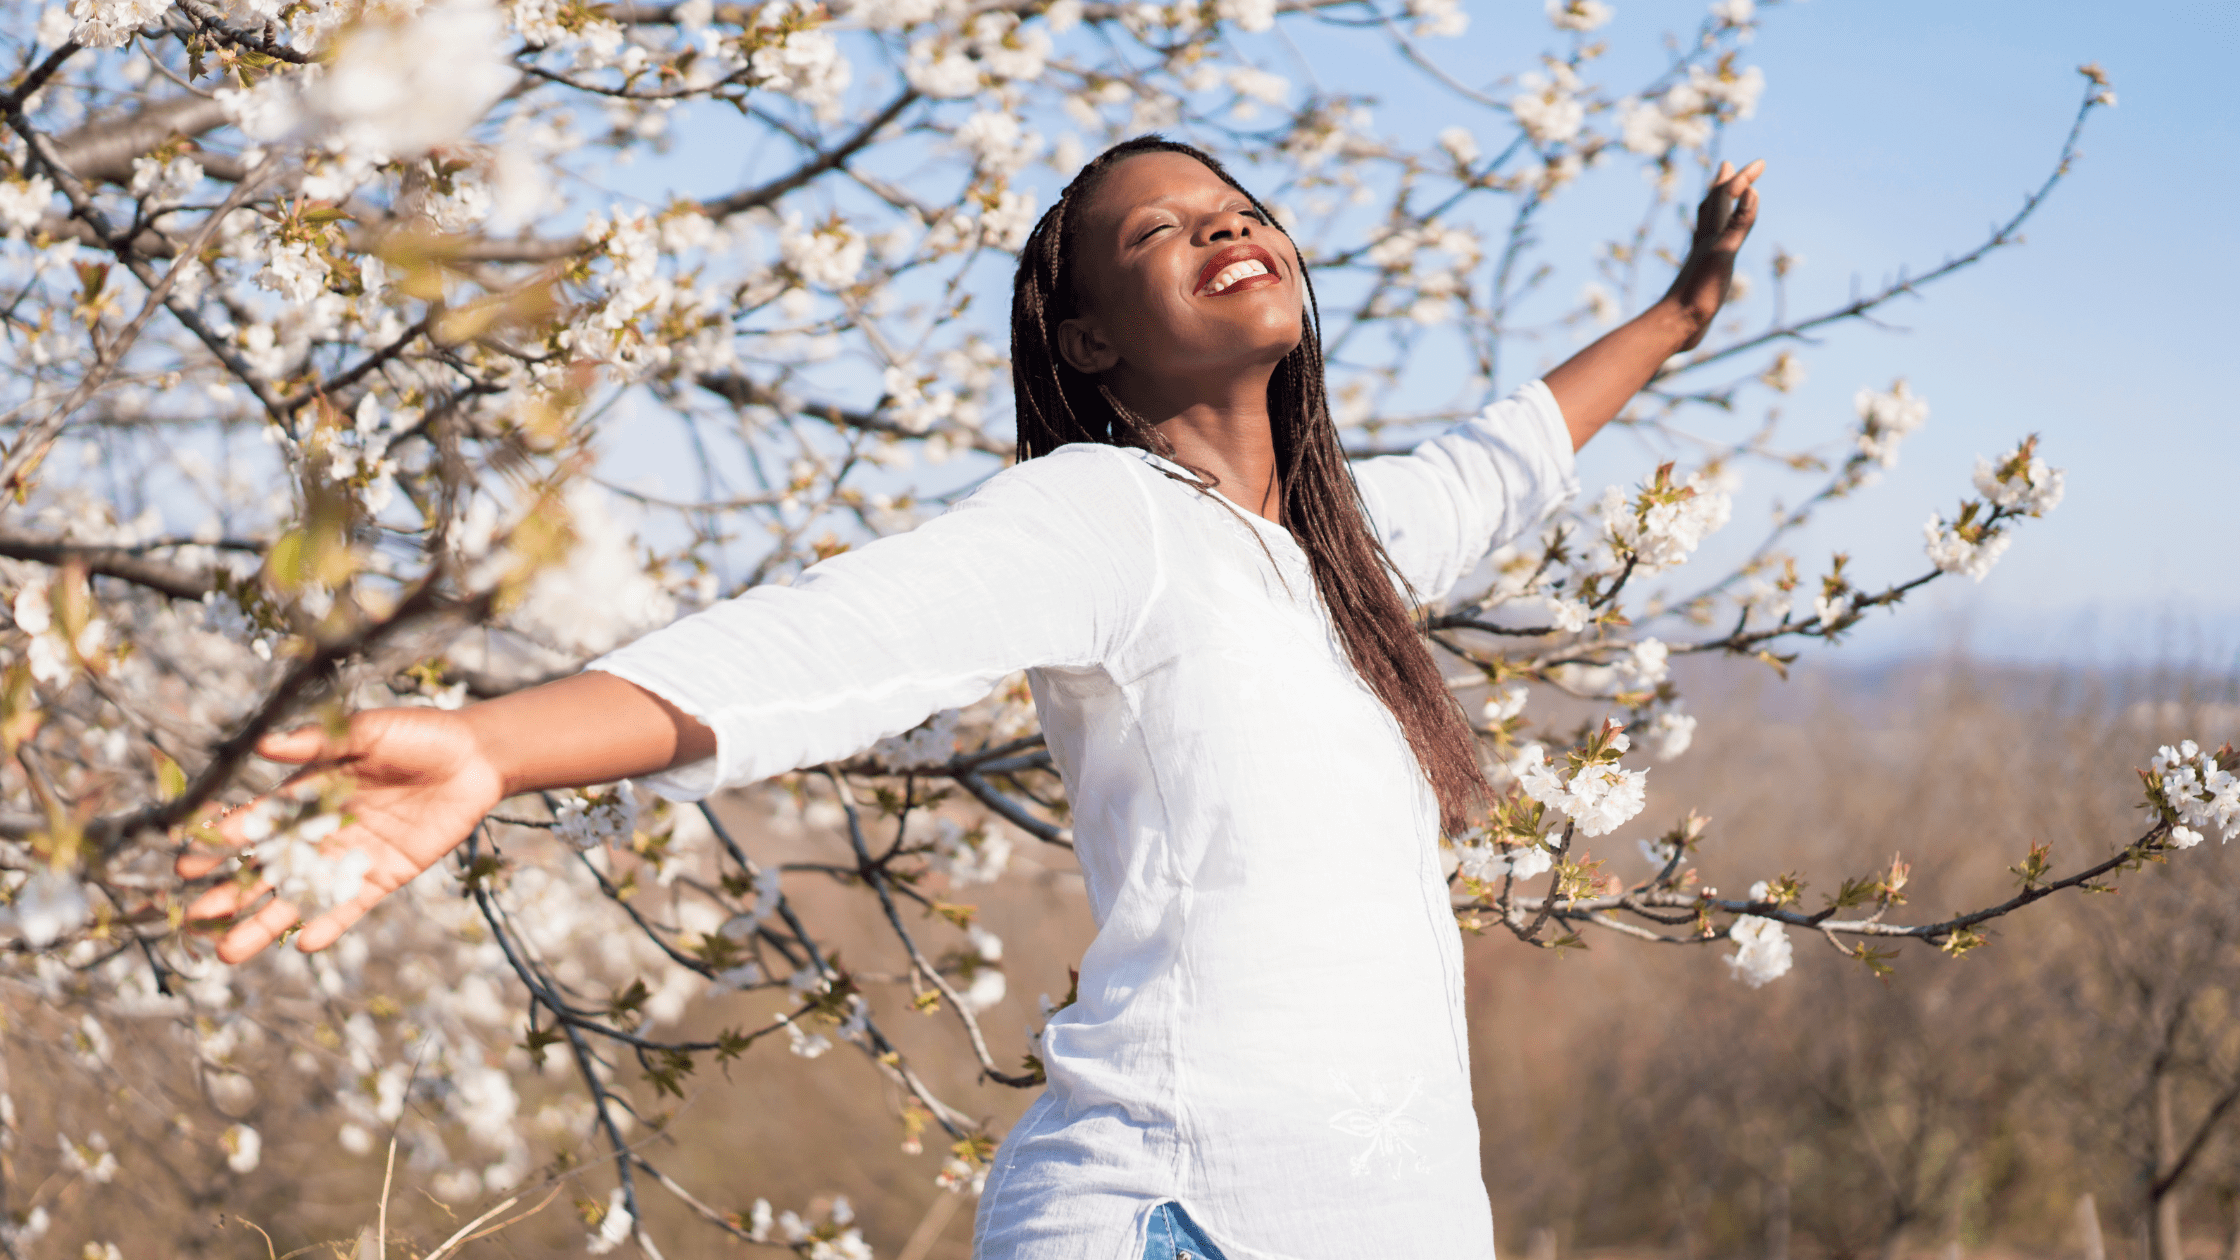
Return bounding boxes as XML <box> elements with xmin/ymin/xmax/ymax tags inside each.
<box><xmin>1142</xmin><ymin>1201</ymin><xmax>1230</xmax><ymax>1260</ymax></box>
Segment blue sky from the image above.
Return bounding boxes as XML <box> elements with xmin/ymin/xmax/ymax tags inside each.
<box><xmin>1499</xmin><ymin>0</ymin><xmax>2236</xmax><ymax>664</ymax></box>
<box><xmin>605</xmin><ymin>0</ymin><xmax>2236</xmax><ymax>667</ymax></box>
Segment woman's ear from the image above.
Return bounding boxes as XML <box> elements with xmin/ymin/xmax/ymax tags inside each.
<box><xmin>1056</xmin><ymin>316</ymin><xmax>1119</xmax><ymax>375</ymax></box>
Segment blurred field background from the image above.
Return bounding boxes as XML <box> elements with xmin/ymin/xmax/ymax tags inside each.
<box><xmin>10</xmin><ymin>647</ymin><xmax>2237</xmax><ymax>1260</ymax></box>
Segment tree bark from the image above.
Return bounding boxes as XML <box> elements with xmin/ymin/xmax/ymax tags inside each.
<box><xmin>2156</xmin><ymin>1074</ymin><xmax>2187</xmax><ymax>1260</ymax></box>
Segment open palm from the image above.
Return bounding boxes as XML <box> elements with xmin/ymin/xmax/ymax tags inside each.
<box><xmin>178</xmin><ymin>708</ymin><xmax>506</xmax><ymax>963</ymax></box>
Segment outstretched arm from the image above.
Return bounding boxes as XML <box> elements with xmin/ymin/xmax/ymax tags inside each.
<box><xmin>1545</xmin><ymin>159</ymin><xmax>1765</xmax><ymax>451</ymax></box>
<box><xmin>178</xmin><ymin>673</ymin><xmax>713</xmax><ymax>963</ymax></box>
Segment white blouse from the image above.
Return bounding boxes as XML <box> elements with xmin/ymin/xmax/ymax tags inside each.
<box><xmin>589</xmin><ymin>381</ymin><xmax>1578</xmax><ymax>1260</ymax></box>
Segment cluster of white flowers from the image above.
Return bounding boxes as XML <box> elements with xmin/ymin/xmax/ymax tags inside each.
<box><xmin>779</xmin><ymin>214</ymin><xmax>869</xmax><ymax>290</ymax></box>
<box><xmin>1481</xmin><ymin>684</ymin><xmax>1529</xmax><ymax>726</ymax></box>
<box><xmin>11</xmin><ymin>579</ymin><xmax>105</xmax><ymax>686</ymax></box>
<box><xmin>743</xmin><ymin>1</ymin><xmax>852</xmax><ymax>116</ymax></box>
<box><xmin>1455</xmin><ymin>839</ymin><xmax>1553</xmax><ymax>883</ymax></box>
<box><xmin>0</xmin><ymin>175</ymin><xmax>54</xmax><ymax>236</ymax></box>
<box><xmin>258</xmin><ymin>238</ymin><xmax>331</xmax><ymax>304</ymax></box>
<box><xmin>1213</xmin><ymin>0</ymin><xmax>1277</xmax><ymax>32</ymax></box>
<box><xmin>1547</xmin><ymin>0</ymin><xmax>1613</xmax><ymax>32</ymax></box>
<box><xmin>1407</xmin><ymin>0</ymin><xmax>1468</xmax><ymax>37</ymax></box>
<box><xmin>554</xmin><ymin>784</ymin><xmax>639</xmax><ymax>849</ymax></box>
<box><xmin>938</xmin><ymin>1153</ymin><xmax>990</xmax><ymax>1195</ymax></box>
<box><xmin>1515</xmin><ymin>735</ymin><xmax>1649</xmax><ymax>838</ymax></box>
<box><xmin>59</xmin><ymin>1130</ymin><xmax>117</xmax><ymax>1183</ymax></box>
<box><xmin>1922</xmin><ymin>512</ymin><xmax>2011</xmax><ymax>581</ymax></box>
<box><xmin>129</xmin><ymin>153</ymin><xmax>205</xmax><ymax>206</ymax></box>
<box><xmin>1510</xmin><ymin>61</ymin><xmax>1586</xmax><ymax>146</ymax></box>
<box><xmin>586</xmin><ymin>1186</ymin><xmax>634</xmax><ymax>1255</ymax></box>
<box><xmin>1725</xmin><ymin>881</ymin><xmax>1792</xmax><ymax>987</ymax></box>
<box><xmin>1617</xmin><ymin>62</ymin><xmax>1764</xmax><ymax>158</ymax></box>
<box><xmin>299</xmin><ymin>0</ymin><xmax>516</xmax><ymax>159</ymax></box>
<box><xmin>3</xmin><ymin>869</ymin><xmax>91</xmax><ymax>946</ymax></box>
<box><xmin>1596</xmin><ymin>469</ymin><xmax>1733</xmax><ymax>573</ymax></box>
<box><xmin>1647</xmin><ymin>710</ymin><xmax>1697</xmax><ymax>760</ymax></box>
<box><xmin>1709</xmin><ymin>0</ymin><xmax>1754</xmax><ymax>28</ymax></box>
<box><xmin>1619</xmin><ymin>637</ymin><xmax>1670</xmax><ymax>686</ymax></box>
<box><xmin>1854</xmin><ymin>379</ymin><xmax>1929</xmax><ymax>468</ymax></box>
<box><xmin>1363</xmin><ymin>220</ymin><xmax>1480</xmax><ymax>325</ymax></box>
<box><xmin>959</xmin><ymin>924</ymin><xmax>1007</xmax><ymax>1010</ymax></box>
<box><xmin>872</xmin><ymin>708</ymin><xmax>962</xmax><ymax>769</ymax></box>
<box><xmin>1972</xmin><ymin>440</ymin><xmax>2067</xmax><ymax>517</ymax></box>
<box><xmin>221</xmin><ymin>1122</ymin><xmax>263</xmax><ymax>1173</ymax></box>
<box><xmin>66</xmin><ymin>0</ymin><xmax>171</xmax><ymax>47</ymax></box>
<box><xmin>927</xmin><ymin>816</ymin><xmax>1013</xmax><ymax>885</ymax></box>
<box><xmin>2149</xmin><ymin>740</ymin><xmax>2239</xmax><ymax>848</ymax></box>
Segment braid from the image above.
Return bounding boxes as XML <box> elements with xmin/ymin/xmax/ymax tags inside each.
<box><xmin>1009</xmin><ymin>135</ymin><xmax>1491</xmax><ymax>834</ymax></box>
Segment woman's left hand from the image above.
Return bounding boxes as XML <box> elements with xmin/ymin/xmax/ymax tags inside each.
<box><xmin>1665</xmin><ymin>158</ymin><xmax>1764</xmax><ymax>351</ymax></box>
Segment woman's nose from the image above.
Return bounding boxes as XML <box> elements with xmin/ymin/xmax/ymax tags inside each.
<box><xmin>1200</xmin><ymin>211</ymin><xmax>1255</xmax><ymax>243</ymax></box>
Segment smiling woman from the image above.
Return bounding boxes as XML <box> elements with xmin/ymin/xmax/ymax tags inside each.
<box><xmin>182</xmin><ymin>135</ymin><xmax>1762</xmax><ymax>1260</ymax></box>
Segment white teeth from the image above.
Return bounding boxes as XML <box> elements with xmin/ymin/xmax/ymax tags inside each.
<box><xmin>1201</xmin><ymin>258</ymin><xmax>1271</xmax><ymax>295</ymax></box>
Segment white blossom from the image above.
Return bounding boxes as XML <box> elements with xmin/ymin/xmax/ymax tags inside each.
<box><xmin>1759</xmin><ymin>351</ymin><xmax>1806</xmax><ymax>393</ymax></box>
<box><xmin>1481</xmin><ymin>684</ymin><xmax>1528</xmax><ymax>725</ymax></box>
<box><xmin>1514</xmin><ymin>739</ymin><xmax>1648</xmax><ymax>838</ymax></box>
<box><xmin>301</xmin><ymin>0</ymin><xmax>515</xmax><ymax>159</ymax></box>
<box><xmin>60</xmin><ymin>1131</ymin><xmax>117</xmax><ymax>1183</ymax></box>
<box><xmin>929</xmin><ymin>818</ymin><xmax>1012</xmax><ymax>885</ymax></box>
<box><xmin>0</xmin><ymin>176</ymin><xmax>56</xmax><ymax>235</ymax></box>
<box><xmin>1726</xmin><ymin>882</ymin><xmax>1792</xmax><ymax>987</ymax></box>
<box><xmin>1648</xmin><ymin>711</ymin><xmax>1697</xmax><ymax>760</ymax></box>
<box><xmin>905</xmin><ymin>38</ymin><xmax>981</xmax><ymax>97</ymax></box>
<box><xmin>7</xmin><ymin>869</ymin><xmax>90</xmax><ymax>946</ymax></box>
<box><xmin>66</xmin><ymin>0</ymin><xmax>169</xmax><ymax>47</ymax></box>
<box><xmin>1854</xmin><ymin>380</ymin><xmax>1929</xmax><ymax>468</ymax></box>
<box><xmin>222</xmin><ymin>1123</ymin><xmax>263</xmax><ymax>1173</ymax></box>
<box><xmin>780</xmin><ymin>215</ymin><xmax>869</xmax><ymax>288</ymax></box>
<box><xmin>1597</xmin><ymin>470</ymin><xmax>1733</xmax><ymax>573</ymax></box>
<box><xmin>2149</xmin><ymin>741</ymin><xmax>2240</xmax><ymax>845</ymax></box>
<box><xmin>586</xmin><ymin>1187</ymin><xmax>633</xmax><ymax>1254</ymax></box>
<box><xmin>129</xmin><ymin>153</ymin><xmax>204</xmax><ymax>205</ymax></box>
<box><xmin>1546</xmin><ymin>0</ymin><xmax>1612</xmax><ymax>31</ymax></box>
<box><xmin>1510</xmin><ymin>63</ymin><xmax>1585</xmax><ymax>146</ymax></box>
<box><xmin>937</xmin><ymin>1154</ymin><xmax>989</xmax><ymax>1194</ymax></box>
<box><xmin>1407</xmin><ymin>0</ymin><xmax>1467</xmax><ymax>37</ymax></box>
<box><xmin>554</xmin><ymin>786</ymin><xmax>639</xmax><ymax>850</ymax></box>
<box><xmin>259</xmin><ymin>239</ymin><xmax>331</xmax><ymax>304</ymax></box>
<box><xmin>872</xmin><ymin>709</ymin><xmax>961</xmax><ymax>769</ymax></box>
<box><xmin>1437</xmin><ymin>126</ymin><xmax>1479</xmax><ymax>166</ymax></box>
<box><xmin>1922</xmin><ymin>514</ymin><xmax>2011</xmax><ymax>581</ymax></box>
<box><xmin>1544</xmin><ymin>595</ymin><xmax>1590</xmax><ymax>634</ymax></box>
<box><xmin>1972</xmin><ymin>442</ymin><xmax>2067</xmax><ymax>517</ymax></box>
<box><xmin>1621</xmin><ymin>637</ymin><xmax>1670</xmax><ymax>686</ymax></box>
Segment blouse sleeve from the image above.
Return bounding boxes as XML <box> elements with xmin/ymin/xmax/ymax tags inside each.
<box><xmin>1349</xmin><ymin>379</ymin><xmax>1580</xmax><ymax>601</ymax></box>
<box><xmin>585</xmin><ymin>444</ymin><xmax>1162</xmax><ymax>799</ymax></box>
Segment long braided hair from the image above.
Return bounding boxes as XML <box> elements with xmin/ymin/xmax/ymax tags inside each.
<box><xmin>1009</xmin><ymin>134</ymin><xmax>1491</xmax><ymax>834</ymax></box>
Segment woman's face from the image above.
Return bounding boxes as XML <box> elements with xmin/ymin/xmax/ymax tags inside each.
<box><xmin>1058</xmin><ymin>151</ymin><xmax>1304</xmax><ymax>388</ymax></box>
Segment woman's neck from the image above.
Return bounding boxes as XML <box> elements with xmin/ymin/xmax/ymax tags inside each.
<box><xmin>1109</xmin><ymin>365</ymin><xmax>1284</xmax><ymax>523</ymax></box>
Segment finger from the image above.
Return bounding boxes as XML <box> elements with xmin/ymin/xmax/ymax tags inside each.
<box><xmin>217</xmin><ymin>894</ymin><xmax>303</xmax><ymax>965</ymax></box>
<box><xmin>296</xmin><ymin>885</ymin><xmax>387</xmax><ymax>953</ymax></box>
<box><xmin>255</xmin><ymin>722</ymin><xmax>356</xmax><ymax>767</ymax></box>
<box><xmin>1714</xmin><ymin>159</ymin><xmax>1733</xmax><ymax>184</ymax></box>
<box><xmin>1725</xmin><ymin>185</ymin><xmax>1761</xmax><ymax>240</ymax></box>
<box><xmin>185</xmin><ymin>871</ymin><xmax>272</xmax><ymax>924</ymax></box>
<box><xmin>175</xmin><ymin>847</ymin><xmax>233</xmax><ymax>879</ymax></box>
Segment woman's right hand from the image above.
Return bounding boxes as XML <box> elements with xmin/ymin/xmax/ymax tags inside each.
<box><xmin>178</xmin><ymin>708</ymin><xmax>508</xmax><ymax>963</ymax></box>
<box><xmin>176</xmin><ymin>670</ymin><xmax>716</xmax><ymax>964</ymax></box>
